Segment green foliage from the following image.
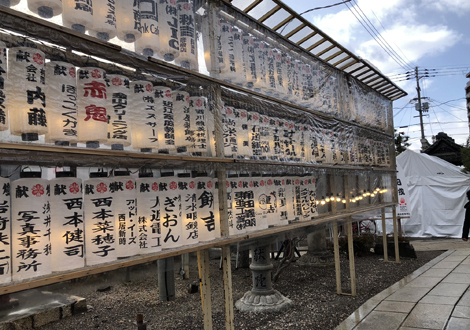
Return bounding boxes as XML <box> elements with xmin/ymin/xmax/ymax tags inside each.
<box><xmin>395</xmin><ymin>130</ymin><xmax>411</xmax><ymax>155</ymax></box>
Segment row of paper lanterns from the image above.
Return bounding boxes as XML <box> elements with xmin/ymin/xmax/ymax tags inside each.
<box><xmin>3</xmin><ymin>0</ymin><xmax>198</xmax><ymax>69</ymax></box>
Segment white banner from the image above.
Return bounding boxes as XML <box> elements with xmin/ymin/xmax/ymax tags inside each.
<box><xmin>396</xmin><ymin>163</ymin><xmax>411</xmax><ymax>217</ymax></box>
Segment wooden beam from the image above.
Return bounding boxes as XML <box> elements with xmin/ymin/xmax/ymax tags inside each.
<box><xmin>332</xmin><ymin>55</ymin><xmax>351</xmax><ymax>67</ymax></box>
<box><xmin>272</xmin><ymin>14</ymin><xmax>294</xmax><ymax>31</ymax></box>
<box><xmin>284</xmin><ymin>23</ymin><xmax>306</xmax><ymax>39</ymax></box>
<box><xmin>258</xmin><ymin>5</ymin><xmax>281</xmax><ymax>23</ymax></box>
<box><xmin>306</xmin><ymin>38</ymin><xmax>327</xmax><ymax>52</ymax></box>
<box><xmin>243</xmin><ymin>0</ymin><xmax>263</xmax><ymax>13</ymax></box>
<box><xmin>323</xmin><ymin>50</ymin><xmax>343</xmax><ymax>63</ymax></box>
<box><xmin>338</xmin><ymin>60</ymin><xmax>358</xmax><ymax>71</ymax></box>
<box><xmin>393</xmin><ymin>206</ymin><xmax>400</xmax><ymax>263</ymax></box>
<box><xmin>198</xmin><ymin>250</ymin><xmax>213</xmax><ymax>330</ymax></box>
<box><xmin>222</xmin><ymin>246</ymin><xmax>234</xmax><ymax>330</ymax></box>
<box><xmin>347</xmin><ymin>218</ymin><xmax>357</xmax><ymax>296</ymax></box>
<box><xmin>332</xmin><ymin>220</ymin><xmax>341</xmax><ymax>294</ymax></box>
<box><xmin>381</xmin><ymin>208</ymin><xmax>389</xmax><ymax>262</ymax></box>
<box><xmin>296</xmin><ymin>31</ymin><xmax>317</xmax><ymax>46</ymax></box>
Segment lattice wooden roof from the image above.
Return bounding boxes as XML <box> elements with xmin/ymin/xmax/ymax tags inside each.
<box><xmin>226</xmin><ymin>0</ymin><xmax>407</xmax><ymax>100</ymax></box>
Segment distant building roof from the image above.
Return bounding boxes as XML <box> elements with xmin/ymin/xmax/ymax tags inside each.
<box><xmin>423</xmin><ymin>132</ymin><xmax>462</xmax><ymax>166</ymax></box>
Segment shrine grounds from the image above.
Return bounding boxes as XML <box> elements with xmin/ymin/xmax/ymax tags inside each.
<box><xmin>33</xmin><ymin>246</ymin><xmax>445</xmax><ymax>330</ymax></box>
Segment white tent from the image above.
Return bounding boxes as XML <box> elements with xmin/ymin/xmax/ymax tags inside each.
<box><xmin>396</xmin><ymin>150</ymin><xmax>470</xmax><ymax>238</ymax></box>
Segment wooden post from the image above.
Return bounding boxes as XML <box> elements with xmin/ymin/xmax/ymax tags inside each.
<box><xmin>221</xmin><ymin>245</ymin><xmax>234</xmax><ymax>330</ymax></box>
<box><xmin>198</xmin><ymin>250</ymin><xmax>212</xmax><ymax>330</ymax></box>
<box><xmin>398</xmin><ymin>217</ymin><xmax>402</xmax><ymax>237</ymax></box>
<box><xmin>182</xmin><ymin>253</ymin><xmax>190</xmax><ymax>280</ymax></box>
<box><xmin>381</xmin><ymin>208</ymin><xmax>388</xmax><ymax>262</ymax></box>
<box><xmin>332</xmin><ymin>220</ymin><xmax>341</xmax><ymax>294</ymax></box>
<box><xmin>347</xmin><ymin>217</ymin><xmax>356</xmax><ymax>296</ymax></box>
<box><xmin>392</xmin><ymin>206</ymin><xmax>400</xmax><ymax>263</ymax></box>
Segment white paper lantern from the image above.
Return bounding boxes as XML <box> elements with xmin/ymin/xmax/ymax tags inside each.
<box><xmin>253</xmin><ymin>40</ymin><xmax>268</xmax><ymax>90</ymax></box>
<box><xmin>130</xmin><ymin>80</ymin><xmax>159</xmax><ymax>151</ymax></box>
<box><xmin>135</xmin><ymin>175</ymin><xmax>162</xmax><ymax>253</ymax></box>
<box><xmin>172</xmin><ymin>90</ymin><xmax>191</xmax><ymax>153</ymax></box>
<box><xmin>62</xmin><ymin>0</ymin><xmax>93</xmax><ymax>33</ymax></box>
<box><xmin>189</xmin><ymin>96</ymin><xmax>208</xmax><ymax>155</ymax></box>
<box><xmin>242</xmin><ymin>34</ymin><xmax>256</xmax><ymax>88</ymax></box>
<box><xmin>179</xmin><ymin>174</ymin><xmax>198</xmax><ymax>245</ymax></box>
<box><xmin>316</xmin><ymin>128</ymin><xmax>327</xmax><ymax>163</ymax></box>
<box><xmin>0</xmin><ymin>0</ymin><xmax>21</xmax><ymax>7</ymax></box>
<box><xmin>222</xmin><ymin>104</ymin><xmax>236</xmax><ymax>157</ymax></box>
<box><xmin>299</xmin><ymin>177</ymin><xmax>317</xmax><ymax>221</ymax></box>
<box><xmin>176</xmin><ymin>0</ymin><xmax>198</xmax><ymax>69</ymax></box>
<box><xmin>232</xmin><ymin>176</ymin><xmax>256</xmax><ymax>232</ymax></box>
<box><xmin>159</xmin><ymin>174</ymin><xmax>183</xmax><ymax>249</ymax></box>
<box><xmin>252</xmin><ymin>177</ymin><xmax>268</xmax><ymax>231</ymax></box>
<box><xmin>284</xmin><ymin>54</ymin><xmax>294</xmax><ymax>100</ymax></box>
<box><xmin>157</xmin><ymin>0</ymin><xmax>180</xmax><ymax>61</ymax></box>
<box><xmin>281</xmin><ymin>120</ymin><xmax>296</xmax><ymax>161</ymax></box>
<box><xmin>263</xmin><ymin>176</ymin><xmax>279</xmax><ymax>227</ymax></box>
<box><xmin>247</xmin><ymin>111</ymin><xmax>261</xmax><ymax>159</ymax></box>
<box><xmin>290</xmin><ymin>176</ymin><xmax>301</xmax><ymax>221</ymax></box>
<box><xmin>116</xmin><ymin>0</ymin><xmax>142</xmax><ymax>43</ymax></box>
<box><xmin>196</xmin><ymin>176</ymin><xmax>218</xmax><ymax>242</ymax></box>
<box><xmin>273</xmin><ymin>49</ymin><xmax>287</xmax><ymax>96</ymax></box>
<box><xmin>0</xmin><ymin>41</ymin><xmax>8</xmax><ymax>132</ymax></box>
<box><xmin>154</xmin><ymin>86</ymin><xmax>176</xmax><ymax>153</ymax></box>
<box><xmin>12</xmin><ymin>177</ymin><xmax>51</xmax><ymax>281</ymax></box>
<box><xmin>266</xmin><ymin>48</ymin><xmax>277</xmax><ymax>93</ymax></box>
<box><xmin>201</xmin><ymin>15</ymin><xmax>225</xmax><ymax>73</ymax></box>
<box><xmin>234</xmin><ymin>108</ymin><xmax>249</xmax><ymax>159</ymax></box>
<box><xmin>135</xmin><ymin>0</ymin><xmax>159</xmax><ymax>56</ymax></box>
<box><xmin>220</xmin><ymin>24</ymin><xmax>245</xmax><ymax>84</ymax></box>
<box><xmin>110</xmin><ymin>174</ymin><xmax>138</xmax><ymax>258</ymax></box>
<box><xmin>89</xmin><ymin>0</ymin><xmax>117</xmax><ymax>41</ymax></box>
<box><xmin>226</xmin><ymin>175</ymin><xmax>237</xmax><ymax>236</ymax></box>
<box><xmin>259</xmin><ymin>113</ymin><xmax>271</xmax><ymax>160</ymax></box>
<box><xmin>50</xmin><ymin>175</ymin><xmax>84</xmax><ymax>272</ymax></box>
<box><xmin>8</xmin><ymin>47</ymin><xmax>47</xmax><ymax>141</ymax></box>
<box><xmin>274</xmin><ymin>176</ymin><xmax>288</xmax><ymax>225</ymax></box>
<box><xmin>44</xmin><ymin>61</ymin><xmax>78</xmax><ymax>145</ymax></box>
<box><xmin>27</xmin><ymin>0</ymin><xmax>62</xmax><ymax>18</ymax></box>
<box><xmin>105</xmin><ymin>74</ymin><xmax>132</xmax><ymax>149</ymax></box>
<box><xmin>0</xmin><ymin>177</ymin><xmax>11</xmax><ymax>284</ymax></box>
<box><xmin>84</xmin><ymin>176</ymin><xmax>117</xmax><ymax>266</ymax></box>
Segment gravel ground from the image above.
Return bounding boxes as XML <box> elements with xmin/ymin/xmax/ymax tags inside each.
<box><xmin>39</xmin><ymin>249</ymin><xmax>443</xmax><ymax>330</ymax></box>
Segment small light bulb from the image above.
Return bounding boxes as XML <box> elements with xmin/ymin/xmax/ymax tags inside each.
<box><xmin>358</xmin><ymin>196</ymin><xmax>363</xmax><ymax>200</ymax></box>
<box><xmin>325</xmin><ymin>197</ymin><xmax>330</xmax><ymax>202</ymax></box>
<box><xmin>366</xmin><ymin>192</ymin><xmax>371</xmax><ymax>196</ymax></box>
<box><xmin>321</xmin><ymin>200</ymin><xmax>326</xmax><ymax>205</ymax></box>
<box><xmin>342</xmin><ymin>199</ymin><xmax>346</xmax><ymax>203</ymax></box>
<box><xmin>316</xmin><ymin>200</ymin><xmax>320</xmax><ymax>205</ymax></box>
<box><xmin>336</xmin><ymin>196</ymin><xmax>341</xmax><ymax>202</ymax></box>
<box><xmin>371</xmin><ymin>193</ymin><xmax>375</xmax><ymax>197</ymax></box>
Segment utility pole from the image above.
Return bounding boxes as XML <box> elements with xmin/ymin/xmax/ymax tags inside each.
<box><xmin>415</xmin><ymin>66</ymin><xmax>430</xmax><ymax>151</ymax></box>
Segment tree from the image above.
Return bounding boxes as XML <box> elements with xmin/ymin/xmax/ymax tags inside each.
<box><xmin>395</xmin><ymin>130</ymin><xmax>410</xmax><ymax>155</ymax></box>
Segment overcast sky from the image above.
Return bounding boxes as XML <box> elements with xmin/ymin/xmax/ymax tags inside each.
<box><xmin>285</xmin><ymin>0</ymin><xmax>470</xmax><ymax>150</ymax></box>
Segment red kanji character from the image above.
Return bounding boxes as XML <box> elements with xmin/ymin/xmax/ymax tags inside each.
<box><xmin>169</xmin><ymin>181</ymin><xmax>177</xmax><ymax>190</ymax></box>
<box><xmin>33</xmin><ymin>53</ymin><xmax>43</xmax><ymax>65</ymax></box>
<box><xmin>126</xmin><ymin>180</ymin><xmax>134</xmax><ymax>190</ymax></box>
<box><xmin>83</xmin><ymin>81</ymin><xmax>107</xmax><ymax>99</ymax></box>
<box><xmin>151</xmin><ymin>182</ymin><xmax>159</xmax><ymax>191</ymax></box>
<box><xmin>84</xmin><ymin>105</ymin><xmax>107</xmax><ymax>122</ymax></box>
<box><xmin>282</xmin><ymin>180</ymin><xmax>285</xmax><ymax>185</ymax></box>
<box><xmin>91</xmin><ymin>69</ymin><xmax>101</xmax><ymax>78</ymax></box>
<box><xmin>264</xmin><ymin>116</ymin><xmax>268</xmax><ymax>123</ymax></box>
<box><xmin>97</xmin><ymin>182</ymin><xmax>107</xmax><ymax>193</ymax></box>
<box><xmin>69</xmin><ymin>182</ymin><xmax>80</xmax><ymax>194</ymax></box>
<box><xmin>32</xmin><ymin>184</ymin><xmax>44</xmax><ymax>197</ymax></box>
<box><xmin>170</xmin><ymin>0</ymin><xmax>176</xmax><ymax>4</ymax></box>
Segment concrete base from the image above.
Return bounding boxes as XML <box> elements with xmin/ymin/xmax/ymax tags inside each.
<box><xmin>297</xmin><ymin>251</ymin><xmax>335</xmax><ymax>267</ymax></box>
<box><xmin>235</xmin><ymin>290</ymin><xmax>293</xmax><ymax>313</ymax></box>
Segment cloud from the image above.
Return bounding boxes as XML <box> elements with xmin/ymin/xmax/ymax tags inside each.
<box><xmin>424</xmin><ymin>0</ymin><xmax>470</xmax><ymax>14</ymax></box>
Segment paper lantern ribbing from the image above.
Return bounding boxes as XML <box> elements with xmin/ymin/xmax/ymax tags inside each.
<box><xmin>176</xmin><ymin>0</ymin><xmax>197</xmax><ymax>69</ymax></box>
<box><xmin>157</xmin><ymin>0</ymin><xmax>180</xmax><ymax>62</ymax></box>
<box><xmin>116</xmin><ymin>0</ymin><xmax>142</xmax><ymax>43</ymax></box>
<box><xmin>135</xmin><ymin>176</ymin><xmax>162</xmax><ymax>253</ymax></box>
<box><xmin>130</xmin><ymin>81</ymin><xmax>158</xmax><ymax>151</ymax></box>
<box><xmin>8</xmin><ymin>47</ymin><xmax>47</xmax><ymax>141</ymax></box>
<box><xmin>179</xmin><ymin>174</ymin><xmax>198</xmax><ymax>245</ymax></box>
<box><xmin>62</xmin><ymin>0</ymin><xmax>93</xmax><ymax>33</ymax></box>
<box><xmin>105</xmin><ymin>74</ymin><xmax>132</xmax><ymax>149</ymax></box>
<box><xmin>154</xmin><ymin>86</ymin><xmax>176</xmax><ymax>153</ymax></box>
<box><xmin>12</xmin><ymin>177</ymin><xmax>51</xmax><ymax>281</ymax></box>
<box><xmin>27</xmin><ymin>0</ymin><xmax>61</xmax><ymax>18</ymax></box>
<box><xmin>196</xmin><ymin>176</ymin><xmax>219</xmax><ymax>242</ymax></box>
<box><xmin>0</xmin><ymin>177</ymin><xmax>11</xmax><ymax>284</ymax></box>
<box><xmin>110</xmin><ymin>175</ymin><xmax>138</xmax><ymax>258</ymax></box>
<box><xmin>77</xmin><ymin>67</ymin><xmax>108</xmax><ymax>147</ymax></box>
<box><xmin>84</xmin><ymin>176</ymin><xmax>117</xmax><ymax>266</ymax></box>
<box><xmin>0</xmin><ymin>41</ymin><xmax>8</xmax><ymax>132</ymax></box>
<box><xmin>189</xmin><ymin>96</ymin><xmax>208</xmax><ymax>155</ymax></box>
<box><xmin>45</xmin><ymin>61</ymin><xmax>78</xmax><ymax>145</ymax></box>
<box><xmin>50</xmin><ymin>176</ymin><xmax>84</xmax><ymax>272</ymax></box>
<box><xmin>135</xmin><ymin>0</ymin><xmax>159</xmax><ymax>57</ymax></box>
<box><xmin>172</xmin><ymin>90</ymin><xmax>191</xmax><ymax>153</ymax></box>
<box><xmin>159</xmin><ymin>175</ymin><xmax>183</xmax><ymax>249</ymax></box>
<box><xmin>89</xmin><ymin>0</ymin><xmax>117</xmax><ymax>41</ymax></box>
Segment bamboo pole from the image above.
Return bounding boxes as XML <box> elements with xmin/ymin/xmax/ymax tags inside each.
<box><xmin>381</xmin><ymin>208</ymin><xmax>389</xmax><ymax>262</ymax></box>
<box><xmin>346</xmin><ymin>217</ymin><xmax>356</xmax><ymax>296</ymax></box>
<box><xmin>332</xmin><ymin>220</ymin><xmax>341</xmax><ymax>294</ymax></box>
<box><xmin>392</xmin><ymin>206</ymin><xmax>400</xmax><ymax>263</ymax></box>
<box><xmin>198</xmin><ymin>250</ymin><xmax>213</xmax><ymax>330</ymax></box>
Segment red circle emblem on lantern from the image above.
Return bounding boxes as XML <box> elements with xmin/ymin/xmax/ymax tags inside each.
<box><xmin>112</xmin><ymin>77</ymin><xmax>122</xmax><ymax>86</ymax></box>
<box><xmin>189</xmin><ymin>181</ymin><xmax>196</xmax><ymax>189</ymax></box>
<box><xmin>226</xmin><ymin>108</ymin><xmax>232</xmax><ymax>115</ymax></box>
<box><xmin>126</xmin><ymin>180</ymin><xmax>134</xmax><ymax>190</ymax></box>
<box><xmin>295</xmin><ymin>179</ymin><xmax>300</xmax><ymax>185</ymax></box>
<box><xmin>145</xmin><ymin>84</ymin><xmax>153</xmax><ymax>92</ymax></box>
<box><xmin>170</xmin><ymin>0</ymin><xmax>176</xmax><ymax>4</ymax></box>
<box><xmin>304</xmin><ymin>180</ymin><xmax>308</xmax><ymax>185</ymax></box>
<box><xmin>276</xmin><ymin>55</ymin><xmax>281</xmax><ymax>61</ymax></box>
<box><xmin>260</xmin><ymin>180</ymin><xmax>265</xmax><ymax>187</ymax></box>
<box><xmin>32</xmin><ymin>184</ymin><xmax>44</xmax><ymax>197</ymax></box>
<box><xmin>253</xmin><ymin>114</ymin><xmax>258</xmax><ymax>120</ymax></box>
<box><xmin>250</xmin><ymin>39</ymin><xmax>254</xmax><ymax>45</ymax></box>
<box><xmin>238</xmin><ymin>181</ymin><xmax>243</xmax><ymax>188</ymax></box>
<box><xmin>91</xmin><ymin>69</ymin><xmax>101</xmax><ymax>78</ymax></box>
<box><xmin>226</xmin><ymin>181</ymin><xmax>230</xmax><ymax>188</ymax></box>
<box><xmin>69</xmin><ymin>67</ymin><xmax>76</xmax><ymax>78</ymax></box>
<box><xmin>151</xmin><ymin>182</ymin><xmax>159</xmax><ymax>191</ymax></box>
<box><xmin>207</xmin><ymin>181</ymin><xmax>213</xmax><ymax>189</ymax></box>
<box><xmin>196</xmin><ymin>99</ymin><xmax>203</xmax><ymax>107</ymax></box>
<box><xmin>69</xmin><ymin>182</ymin><xmax>80</xmax><ymax>194</ymax></box>
<box><xmin>276</xmin><ymin>120</ymin><xmax>280</xmax><ymax>126</ymax></box>
<box><xmin>289</xmin><ymin>123</ymin><xmax>294</xmax><ymax>129</ymax></box>
<box><xmin>249</xmin><ymin>181</ymin><xmax>254</xmax><ymax>187</ymax></box>
<box><xmin>241</xmin><ymin>111</ymin><xmax>247</xmax><ymax>118</ymax></box>
<box><xmin>267</xmin><ymin>179</ymin><xmax>273</xmax><ymax>186</ymax></box>
<box><xmin>33</xmin><ymin>53</ymin><xmax>43</xmax><ymax>65</ymax></box>
<box><xmin>165</xmin><ymin>90</ymin><xmax>172</xmax><ymax>98</ymax></box>
<box><xmin>282</xmin><ymin>179</ymin><xmax>285</xmax><ymax>185</ymax></box>
<box><xmin>169</xmin><ymin>181</ymin><xmax>177</xmax><ymax>190</ymax></box>
<box><xmin>183</xmin><ymin>3</ymin><xmax>190</xmax><ymax>10</ymax></box>
<box><xmin>186</xmin><ymin>95</ymin><xmax>190</xmax><ymax>102</ymax></box>
<box><xmin>97</xmin><ymin>182</ymin><xmax>107</xmax><ymax>193</ymax></box>
<box><xmin>264</xmin><ymin>116</ymin><xmax>268</xmax><ymax>123</ymax></box>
